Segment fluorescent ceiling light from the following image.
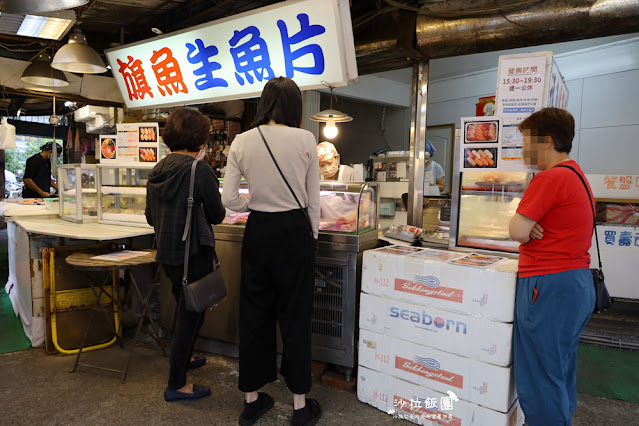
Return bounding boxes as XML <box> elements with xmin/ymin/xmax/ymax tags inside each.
<box><xmin>17</xmin><ymin>14</ymin><xmax>74</xmax><ymax>40</ymax></box>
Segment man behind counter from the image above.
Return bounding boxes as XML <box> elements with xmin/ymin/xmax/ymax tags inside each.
<box><xmin>424</xmin><ymin>139</ymin><xmax>445</xmax><ymax>194</ymax></box>
<box><xmin>21</xmin><ymin>142</ymin><xmax>62</xmax><ymax>198</ymax></box>
<box><xmin>317</xmin><ymin>141</ymin><xmax>362</xmax><ymax>181</ymax></box>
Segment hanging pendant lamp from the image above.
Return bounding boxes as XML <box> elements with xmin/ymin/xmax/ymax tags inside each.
<box><xmin>51</xmin><ymin>29</ymin><xmax>107</xmax><ymax>74</ymax></box>
<box><xmin>0</xmin><ymin>0</ymin><xmax>89</xmax><ymax>14</ymax></box>
<box><xmin>309</xmin><ymin>82</ymin><xmax>352</xmax><ymax>139</ymax></box>
<box><xmin>21</xmin><ymin>52</ymin><xmax>69</xmax><ymax>87</ymax></box>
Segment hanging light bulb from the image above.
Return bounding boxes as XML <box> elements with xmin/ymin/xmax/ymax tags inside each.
<box><xmin>310</xmin><ymin>82</ymin><xmax>352</xmax><ymax>138</ymax></box>
<box><xmin>323</xmin><ymin>117</ymin><xmax>338</xmax><ymax>139</ymax></box>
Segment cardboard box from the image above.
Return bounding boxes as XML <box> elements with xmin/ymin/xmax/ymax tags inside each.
<box><xmin>362</xmin><ymin>247</ymin><xmax>518</xmax><ymax>322</ymax></box>
<box><xmin>359</xmin><ymin>292</ymin><xmax>513</xmax><ymax>366</ymax></box>
<box><xmin>358</xmin><ymin>366</ymin><xmax>524</xmax><ymax>426</ymax></box>
<box><xmin>359</xmin><ymin>329</ymin><xmax>516</xmax><ymax>412</ymax></box>
<box><xmin>596</xmin><ymin>203</ymin><xmax>639</xmax><ymax>225</ymax></box>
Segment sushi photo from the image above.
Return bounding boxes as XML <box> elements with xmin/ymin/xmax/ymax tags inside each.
<box><xmin>139</xmin><ymin>126</ymin><xmax>157</xmax><ymax>142</ymax></box>
<box><xmin>139</xmin><ymin>147</ymin><xmax>157</xmax><ymax>162</ymax></box>
<box><xmin>464</xmin><ymin>121</ymin><xmax>498</xmax><ymax>143</ymax></box>
<box><xmin>464</xmin><ymin>148</ymin><xmax>498</xmax><ymax>168</ymax></box>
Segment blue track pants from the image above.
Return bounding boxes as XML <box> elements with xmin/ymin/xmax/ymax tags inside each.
<box><xmin>514</xmin><ymin>269</ymin><xmax>595</xmax><ymax>426</ymax></box>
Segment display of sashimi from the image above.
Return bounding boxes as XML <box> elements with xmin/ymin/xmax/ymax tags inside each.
<box><xmin>465</xmin><ymin>122</ymin><xmax>498</xmax><ymax>142</ymax></box>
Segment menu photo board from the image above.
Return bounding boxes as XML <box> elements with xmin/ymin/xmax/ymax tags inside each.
<box><xmin>100</xmin><ymin>123</ymin><xmax>160</xmax><ymax>165</ymax></box>
<box><xmin>460</xmin><ymin>116</ymin><xmax>532</xmax><ymax>173</ymax></box>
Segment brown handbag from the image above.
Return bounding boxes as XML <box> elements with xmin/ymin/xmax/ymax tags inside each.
<box><xmin>181</xmin><ymin>159</ymin><xmax>227</xmax><ymax>313</ymax></box>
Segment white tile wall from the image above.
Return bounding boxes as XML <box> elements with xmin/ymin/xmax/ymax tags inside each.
<box><xmin>578</xmin><ymin>125</ymin><xmax>639</xmax><ymax>174</ymax></box>
<box><xmin>580</xmin><ymin>69</ymin><xmax>639</xmax><ymax>129</ymax></box>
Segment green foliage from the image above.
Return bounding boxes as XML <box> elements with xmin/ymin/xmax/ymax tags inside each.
<box><xmin>5</xmin><ymin>136</ymin><xmax>63</xmax><ymax>181</ymax></box>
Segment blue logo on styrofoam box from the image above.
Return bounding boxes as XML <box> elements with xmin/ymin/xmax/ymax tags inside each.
<box><xmin>414</xmin><ymin>356</ymin><xmax>440</xmax><ymax>371</ymax></box>
<box><xmin>412</xmin><ymin>275</ymin><xmax>440</xmax><ymax>288</ymax></box>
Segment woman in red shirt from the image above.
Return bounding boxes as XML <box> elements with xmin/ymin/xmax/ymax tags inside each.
<box><xmin>509</xmin><ymin>108</ymin><xmax>595</xmax><ymax>426</ymax></box>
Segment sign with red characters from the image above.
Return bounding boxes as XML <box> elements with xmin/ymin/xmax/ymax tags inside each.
<box><xmin>105</xmin><ymin>0</ymin><xmax>357</xmax><ymax>110</ymax></box>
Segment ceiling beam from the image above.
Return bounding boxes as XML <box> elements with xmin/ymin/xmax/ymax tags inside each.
<box><xmin>1</xmin><ymin>86</ymin><xmax>122</xmax><ymax>108</ymax></box>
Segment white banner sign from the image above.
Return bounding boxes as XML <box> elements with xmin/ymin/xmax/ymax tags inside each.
<box><xmin>590</xmin><ymin>225</ymin><xmax>639</xmax><ymax>299</ymax></box>
<box><xmin>547</xmin><ymin>58</ymin><xmax>569</xmax><ymax>109</ymax></box>
<box><xmin>105</xmin><ymin>0</ymin><xmax>357</xmax><ymax>109</ymax></box>
<box><xmin>586</xmin><ymin>174</ymin><xmax>639</xmax><ymax>199</ymax></box>
<box><xmin>495</xmin><ymin>53</ymin><xmax>548</xmax><ymax>118</ymax></box>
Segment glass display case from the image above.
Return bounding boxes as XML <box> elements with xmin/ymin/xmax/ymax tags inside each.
<box><xmin>58</xmin><ymin>164</ymin><xmax>98</xmax><ymax>223</ymax></box>
<box><xmin>451</xmin><ymin>170</ymin><xmax>532</xmax><ymax>253</ymax></box>
<box><xmin>319</xmin><ymin>181</ymin><xmax>377</xmax><ymax>234</ymax></box>
<box><xmin>218</xmin><ymin>181</ymin><xmax>378</xmax><ymax>235</ymax></box>
<box><xmin>97</xmin><ymin>164</ymin><xmax>152</xmax><ymax>227</ymax></box>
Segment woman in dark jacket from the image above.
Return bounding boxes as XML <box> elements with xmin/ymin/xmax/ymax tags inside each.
<box><xmin>145</xmin><ymin>108</ymin><xmax>225</xmax><ymax>402</ymax></box>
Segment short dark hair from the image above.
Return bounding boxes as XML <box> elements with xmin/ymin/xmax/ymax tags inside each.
<box><xmin>162</xmin><ymin>108</ymin><xmax>210</xmax><ymax>152</ymax></box>
<box><xmin>40</xmin><ymin>142</ymin><xmax>62</xmax><ymax>153</ymax></box>
<box><xmin>518</xmin><ymin>108</ymin><xmax>575</xmax><ymax>153</ymax></box>
<box><xmin>251</xmin><ymin>77</ymin><xmax>302</xmax><ymax>128</ymax></box>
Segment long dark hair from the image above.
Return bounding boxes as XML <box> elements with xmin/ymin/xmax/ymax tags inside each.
<box><xmin>251</xmin><ymin>77</ymin><xmax>302</xmax><ymax>128</ymax></box>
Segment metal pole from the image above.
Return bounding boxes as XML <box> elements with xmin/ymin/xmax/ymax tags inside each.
<box><xmin>407</xmin><ymin>61</ymin><xmax>428</xmax><ymax>227</ymax></box>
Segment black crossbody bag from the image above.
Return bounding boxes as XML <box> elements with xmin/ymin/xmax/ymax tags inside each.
<box><xmin>181</xmin><ymin>159</ymin><xmax>227</xmax><ymax>312</ymax></box>
<box><xmin>257</xmin><ymin>126</ymin><xmax>317</xmax><ymax>248</ymax></box>
<box><xmin>557</xmin><ymin>164</ymin><xmax>612</xmax><ymax>313</ymax></box>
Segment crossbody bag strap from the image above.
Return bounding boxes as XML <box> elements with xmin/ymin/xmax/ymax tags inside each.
<box><xmin>557</xmin><ymin>164</ymin><xmax>602</xmax><ymax>269</ymax></box>
<box><xmin>181</xmin><ymin>159</ymin><xmax>199</xmax><ymax>285</ymax></box>
<box><xmin>256</xmin><ymin>126</ymin><xmax>312</xmax><ymax>226</ymax></box>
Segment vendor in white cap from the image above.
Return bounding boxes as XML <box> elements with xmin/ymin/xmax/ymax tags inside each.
<box><xmin>317</xmin><ymin>142</ymin><xmax>371</xmax><ymax>230</ymax></box>
<box><xmin>424</xmin><ymin>139</ymin><xmax>445</xmax><ymax>194</ymax></box>
<box><xmin>317</xmin><ymin>141</ymin><xmax>362</xmax><ymax>181</ymax></box>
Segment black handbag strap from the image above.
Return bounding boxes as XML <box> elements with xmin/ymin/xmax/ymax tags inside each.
<box><xmin>256</xmin><ymin>126</ymin><xmax>313</xmax><ymax>228</ymax></box>
<box><xmin>557</xmin><ymin>164</ymin><xmax>602</xmax><ymax>269</ymax></box>
<box><xmin>181</xmin><ymin>159</ymin><xmax>219</xmax><ymax>286</ymax></box>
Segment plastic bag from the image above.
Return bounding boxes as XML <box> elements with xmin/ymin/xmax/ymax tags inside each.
<box><xmin>0</xmin><ymin>117</ymin><xmax>17</xmax><ymax>149</ymax></box>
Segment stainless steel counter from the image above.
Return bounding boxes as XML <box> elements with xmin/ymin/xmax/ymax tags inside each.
<box><xmin>160</xmin><ymin>224</ymin><xmax>378</xmax><ymax>378</ymax></box>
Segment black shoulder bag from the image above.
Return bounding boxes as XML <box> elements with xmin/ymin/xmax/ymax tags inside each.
<box><xmin>557</xmin><ymin>164</ymin><xmax>612</xmax><ymax>313</ymax></box>
<box><xmin>181</xmin><ymin>159</ymin><xmax>227</xmax><ymax>312</ymax></box>
<box><xmin>256</xmin><ymin>126</ymin><xmax>316</xmax><ymax>247</ymax></box>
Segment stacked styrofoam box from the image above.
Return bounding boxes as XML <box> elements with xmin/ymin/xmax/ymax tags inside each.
<box><xmin>75</xmin><ymin>105</ymin><xmax>115</xmax><ymax>134</ymax></box>
<box><xmin>358</xmin><ymin>246</ymin><xmax>524</xmax><ymax>425</ymax></box>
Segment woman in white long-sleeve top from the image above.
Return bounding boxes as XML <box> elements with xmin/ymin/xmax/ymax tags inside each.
<box><xmin>222</xmin><ymin>77</ymin><xmax>321</xmax><ymax>426</ymax></box>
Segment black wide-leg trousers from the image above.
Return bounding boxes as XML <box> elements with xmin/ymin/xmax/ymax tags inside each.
<box><xmin>162</xmin><ymin>246</ymin><xmax>213</xmax><ymax>390</ymax></box>
<box><xmin>238</xmin><ymin>209</ymin><xmax>315</xmax><ymax>395</ymax></box>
